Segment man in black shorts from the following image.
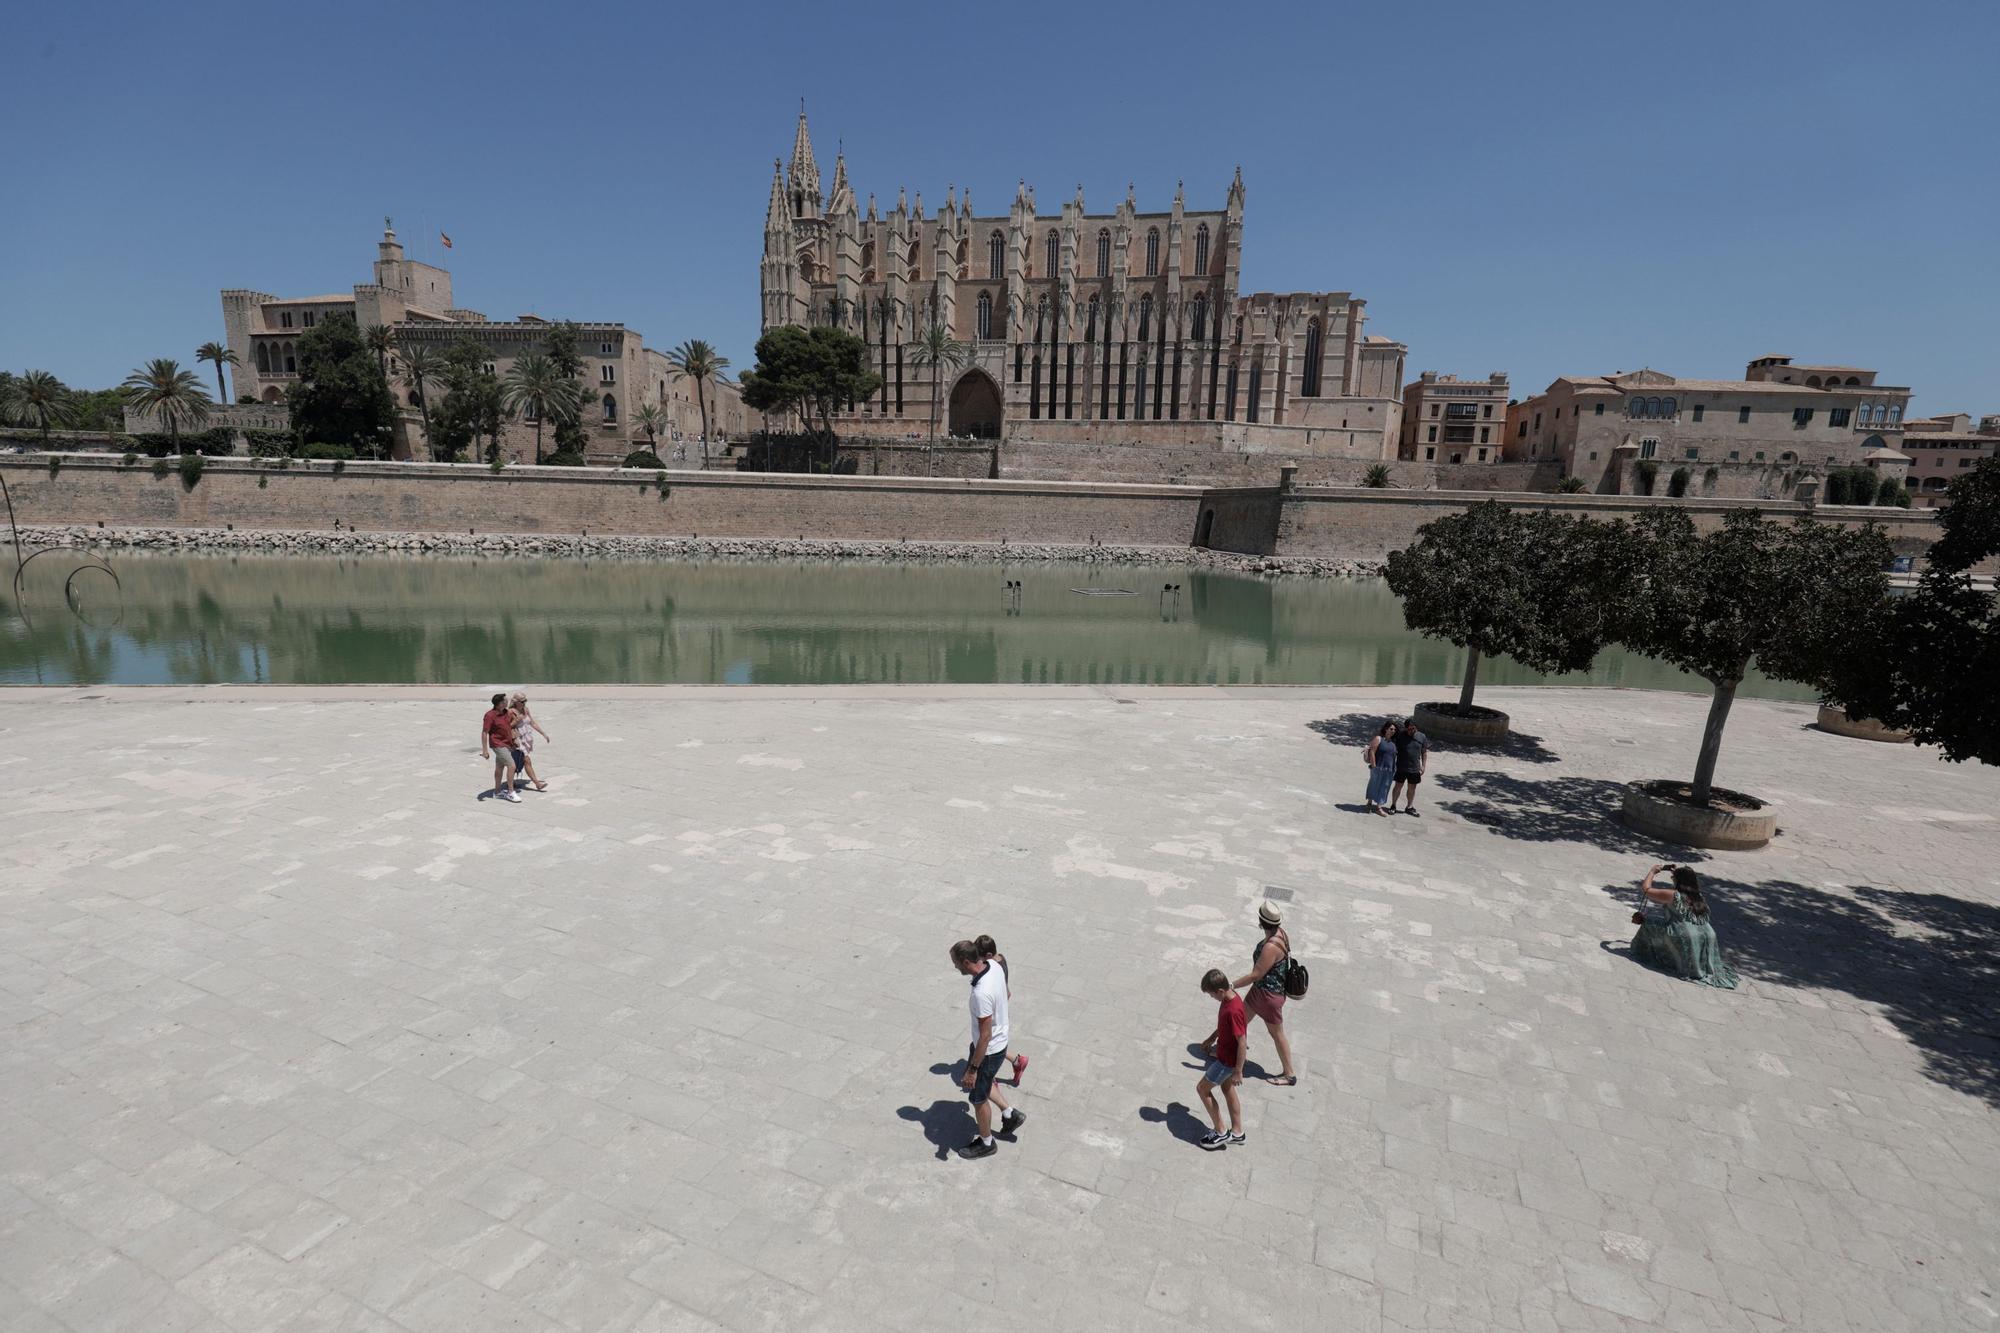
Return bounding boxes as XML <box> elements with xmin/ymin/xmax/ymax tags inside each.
<box><xmin>950</xmin><ymin>939</ymin><xmax>1023</xmax><ymax>1158</ymax></box>
<box><xmin>1390</xmin><ymin>717</ymin><xmax>1429</xmax><ymax>816</ymax></box>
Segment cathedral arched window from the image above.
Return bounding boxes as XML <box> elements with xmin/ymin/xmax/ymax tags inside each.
<box><xmin>283</xmin><ymin>343</ymin><xmax>296</xmax><ymax>374</ymax></box>
<box><xmin>1087</xmin><ymin>295</ymin><xmax>1100</xmax><ymax>341</ymax></box>
<box><xmin>602</xmin><ymin>393</ymin><xmax>618</xmax><ymax>423</ymax></box>
<box><xmin>1190</xmin><ymin>294</ymin><xmax>1208</xmax><ymax>343</ymax></box>
<box><xmin>1194</xmin><ymin>224</ymin><xmax>1210</xmax><ymax>276</ymax></box>
<box><xmin>977</xmin><ymin>291</ymin><xmax>993</xmax><ymax>340</ymax></box>
<box><xmin>1302</xmin><ymin>318</ymin><xmax>1323</xmax><ymax>397</ymax></box>
<box><xmin>1138</xmin><ymin>295</ymin><xmax>1152</xmax><ymax>343</ymax></box>
<box><xmin>1046</xmin><ymin>231</ymin><xmax>1060</xmax><ymax>280</ymax></box>
<box><xmin>1096</xmin><ymin>229</ymin><xmax>1110</xmax><ymax>277</ymax></box>
<box><xmin>1036</xmin><ymin>294</ymin><xmax>1047</xmax><ymax>341</ymax></box>
<box><xmin>988</xmin><ymin>231</ymin><xmax>1005</xmax><ymax>279</ymax></box>
<box><xmin>255</xmin><ymin>343</ymin><xmax>270</xmax><ymax>373</ymax></box>
<box><xmin>1145</xmin><ymin>228</ymin><xmax>1160</xmax><ymax>277</ymax></box>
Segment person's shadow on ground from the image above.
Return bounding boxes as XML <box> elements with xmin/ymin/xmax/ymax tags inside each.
<box><xmin>897</xmin><ymin>1101</ymin><xmax>975</xmax><ymax>1161</ymax></box>
<box><xmin>1180</xmin><ymin>1042</ymin><xmax>1265</xmax><ymax>1078</ymax></box>
<box><xmin>1138</xmin><ymin>1102</ymin><xmax>1212</xmax><ymax>1147</ymax></box>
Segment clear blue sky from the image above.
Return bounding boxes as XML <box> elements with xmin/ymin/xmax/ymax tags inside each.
<box><xmin>4</xmin><ymin>1</ymin><xmax>1994</xmax><ymax>413</ymax></box>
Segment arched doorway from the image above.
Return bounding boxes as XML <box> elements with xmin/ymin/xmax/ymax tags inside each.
<box><xmin>948</xmin><ymin>369</ymin><xmax>1003</xmax><ymax>439</ymax></box>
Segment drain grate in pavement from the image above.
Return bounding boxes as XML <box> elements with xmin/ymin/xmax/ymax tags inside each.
<box><xmin>1263</xmin><ymin>885</ymin><xmax>1295</xmax><ymax>902</ymax></box>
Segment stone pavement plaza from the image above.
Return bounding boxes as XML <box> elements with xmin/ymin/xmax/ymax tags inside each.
<box><xmin>2</xmin><ymin>685</ymin><xmax>1997</xmax><ymax>1333</ymax></box>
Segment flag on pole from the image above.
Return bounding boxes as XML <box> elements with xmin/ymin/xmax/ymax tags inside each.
<box><xmin>440</xmin><ymin>232</ymin><xmax>453</xmax><ymax>249</ymax></box>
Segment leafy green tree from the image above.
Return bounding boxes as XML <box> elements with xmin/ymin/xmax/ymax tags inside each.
<box><xmin>64</xmin><ymin>387</ymin><xmax>129</xmax><ymax>433</ymax></box>
<box><xmin>539</xmin><ymin>322</ymin><xmax>591</xmax><ymax>457</ymax></box>
<box><xmin>738</xmin><ymin>326</ymin><xmax>878</xmax><ymax>467</ymax></box>
<box><xmin>9</xmin><ymin>370</ymin><xmax>75</xmax><ymax>444</ymax></box>
<box><xmin>633</xmin><ymin>403</ymin><xmax>666</xmax><ymax>456</ymax></box>
<box><xmin>364</xmin><ymin>325</ymin><xmax>396</xmax><ymax>380</ymax></box>
<box><xmin>1667</xmin><ymin>466</ymin><xmax>1690</xmax><ymax>498</ymax></box>
<box><xmin>1827</xmin><ymin>456</ymin><xmax>1999</xmax><ymax>764</ymax></box>
<box><xmin>120</xmin><ymin>361</ymin><xmax>210</xmax><ymax>452</ymax></box>
<box><xmin>1383</xmin><ymin>501</ymin><xmax>1625</xmax><ymax>714</ymax></box>
<box><xmin>1824</xmin><ymin>469</ymin><xmax>1850</xmax><ymax>504</ymax></box>
<box><xmin>1616</xmin><ymin>508</ymin><xmax>1891</xmax><ymax>803</ymax></box>
<box><xmin>196</xmin><ymin>342</ymin><xmax>239</xmax><ymax>403</ymax></box>
<box><xmin>1848</xmin><ymin>466</ymin><xmax>1880</xmax><ymax>506</ymax></box>
<box><xmin>429</xmin><ymin>340</ymin><xmax>503</xmax><ymax>463</ymax></box>
<box><xmin>290</xmin><ymin>313</ymin><xmax>397</xmax><ymax>457</ymax></box>
<box><xmin>1875</xmin><ymin>477</ymin><xmax>1910</xmax><ymax>508</ymax></box>
<box><xmin>503</xmin><ymin>353</ymin><xmax>581</xmax><ymax>465</ymax></box>
<box><xmin>665</xmin><ymin>339</ymin><xmax>730</xmax><ymax>467</ymax></box>
<box><xmin>400</xmin><ymin>343</ymin><xmax>438</xmax><ymax>458</ymax></box>
<box><xmin>908</xmin><ymin>324</ymin><xmax>969</xmax><ymax>460</ymax></box>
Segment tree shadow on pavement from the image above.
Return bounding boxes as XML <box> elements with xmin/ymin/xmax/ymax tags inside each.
<box><xmin>897</xmin><ymin>1100</ymin><xmax>975</xmax><ymax>1161</ymax></box>
<box><xmin>1138</xmin><ymin>1102</ymin><xmax>1212</xmax><ymax>1147</ymax></box>
<box><xmin>1307</xmin><ymin>715</ymin><xmax>1560</xmax><ymax>765</ymax></box>
<box><xmin>1596</xmin><ymin>877</ymin><xmax>2000</xmax><ymax>1108</ymax></box>
<box><xmin>1433</xmin><ymin>769</ymin><xmax>1710</xmax><ymax>861</ymax></box>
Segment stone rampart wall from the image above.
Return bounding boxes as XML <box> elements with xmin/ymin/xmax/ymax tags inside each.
<box><xmin>2</xmin><ymin>456</ymin><xmax>1953</xmax><ymax>566</ymax></box>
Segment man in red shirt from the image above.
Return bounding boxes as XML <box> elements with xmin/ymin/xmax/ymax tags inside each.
<box><xmin>1195</xmin><ymin>968</ymin><xmax>1247</xmax><ymax>1150</ymax></box>
<box><xmin>480</xmin><ymin>693</ymin><xmax>522</xmax><ymax>803</ymax></box>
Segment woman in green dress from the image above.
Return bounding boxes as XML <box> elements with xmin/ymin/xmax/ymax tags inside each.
<box><xmin>1630</xmin><ymin>864</ymin><xmax>1738</xmax><ymax>988</ymax></box>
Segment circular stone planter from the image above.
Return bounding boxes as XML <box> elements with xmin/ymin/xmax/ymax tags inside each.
<box><xmin>1412</xmin><ymin>701</ymin><xmax>1510</xmax><ymax>745</ymax></box>
<box><xmin>1621</xmin><ymin>779</ymin><xmax>1778</xmax><ymax>851</ymax></box>
<box><xmin>1814</xmin><ymin>704</ymin><xmax>1912</xmax><ymax>744</ymax></box>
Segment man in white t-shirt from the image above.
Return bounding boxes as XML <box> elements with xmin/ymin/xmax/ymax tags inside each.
<box><xmin>950</xmin><ymin>939</ymin><xmax>1024</xmax><ymax>1158</ymax></box>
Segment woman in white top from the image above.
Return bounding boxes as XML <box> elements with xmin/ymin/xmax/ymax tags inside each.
<box><xmin>507</xmin><ymin>692</ymin><xmax>551</xmax><ymax>791</ymax></box>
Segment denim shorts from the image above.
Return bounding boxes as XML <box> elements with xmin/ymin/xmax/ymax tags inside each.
<box><xmin>966</xmin><ymin>1048</ymin><xmax>1008</xmax><ymax>1106</ymax></box>
<box><xmin>1202</xmin><ymin>1059</ymin><xmax>1237</xmax><ymax>1086</ymax></box>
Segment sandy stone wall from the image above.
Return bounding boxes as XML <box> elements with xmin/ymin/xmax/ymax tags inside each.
<box><xmin>3</xmin><ymin>456</ymin><xmax>1951</xmax><ymax>565</ymax></box>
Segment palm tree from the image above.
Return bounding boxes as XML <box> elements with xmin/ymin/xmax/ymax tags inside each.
<box><xmin>195</xmin><ymin>342</ymin><xmax>239</xmax><ymax>403</ymax></box>
<box><xmin>633</xmin><ymin>403</ymin><xmax>666</xmax><ymax>459</ymax></box>
<box><xmin>399</xmin><ymin>343</ymin><xmax>438</xmax><ymax>459</ymax></box>
<box><xmin>364</xmin><ymin>324</ymin><xmax>396</xmax><ymax>380</ymax></box>
<box><xmin>121</xmin><ymin>360</ymin><xmax>212</xmax><ymax>453</ymax></box>
<box><xmin>909</xmin><ymin>323</ymin><xmax>971</xmax><ymax>472</ymax></box>
<box><xmin>11</xmin><ymin>370</ymin><xmax>76</xmax><ymax>446</ymax></box>
<box><xmin>502</xmin><ymin>353</ymin><xmax>579</xmax><ymax>464</ymax></box>
<box><xmin>665</xmin><ymin>340</ymin><xmax>729</xmax><ymax>468</ymax></box>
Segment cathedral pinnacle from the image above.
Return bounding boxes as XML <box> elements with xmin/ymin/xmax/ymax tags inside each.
<box><xmin>788</xmin><ymin>104</ymin><xmax>821</xmax><ymax>213</ymax></box>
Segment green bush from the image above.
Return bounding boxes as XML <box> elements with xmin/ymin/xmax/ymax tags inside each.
<box><xmin>192</xmin><ymin>427</ymin><xmax>239</xmax><ymax>457</ymax></box>
<box><xmin>299</xmin><ymin>442</ymin><xmax>355</xmax><ymax>461</ymax></box>
<box><xmin>243</xmin><ymin>429</ymin><xmax>293</xmax><ymax>459</ymax></box>
<box><xmin>1875</xmin><ymin>477</ymin><xmax>1911</xmax><ymax>507</ymax></box>
<box><xmin>1361</xmin><ymin>463</ymin><xmax>1391</xmax><ymax>488</ymax></box>
<box><xmin>544</xmin><ymin>450</ymin><xmax>588</xmax><ymax>468</ymax></box>
<box><xmin>1556</xmin><ymin>474</ymin><xmax>1588</xmax><ymax>493</ymax></box>
<box><xmin>237</xmin><ymin>394</ymin><xmax>257</xmax><ymax>405</ymax></box>
<box><xmin>151</xmin><ymin>458</ymin><xmax>171</xmax><ymax>479</ymax></box>
<box><xmin>258</xmin><ymin>473</ymin><xmax>268</xmax><ymax>490</ymax></box>
<box><xmin>1635</xmin><ymin>460</ymin><xmax>1659</xmax><ymax>495</ymax></box>
<box><xmin>121</xmin><ymin>451</ymin><xmax>138</xmax><ymax>467</ymax></box>
<box><xmin>47</xmin><ymin>456</ymin><xmax>62</xmax><ymax>478</ymax></box>
<box><xmin>1668</xmin><ymin>466</ymin><xmax>1690</xmax><ymax>498</ymax></box>
<box><xmin>1703</xmin><ymin>466</ymin><xmax>1719</xmax><ymax>486</ymax></box>
<box><xmin>177</xmin><ymin>453</ymin><xmax>204</xmax><ymax>489</ymax></box>
<box><xmin>1846</xmin><ymin>465</ymin><xmax>1880</xmax><ymax>506</ymax></box>
<box><xmin>623</xmin><ymin>450</ymin><xmax>666</xmax><ymax>470</ymax></box>
<box><xmin>1824</xmin><ymin>469</ymin><xmax>1851</xmax><ymax>504</ymax></box>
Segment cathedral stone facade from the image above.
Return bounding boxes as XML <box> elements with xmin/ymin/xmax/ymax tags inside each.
<box><xmin>760</xmin><ymin>110</ymin><xmax>1404</xmax><ymax>456</ymax></box>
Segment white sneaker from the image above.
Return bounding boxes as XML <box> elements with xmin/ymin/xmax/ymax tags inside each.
<box><xmin>504</xmin><ymin>790</ymin><xmax>523</xmax><ymax>803</ymax></box>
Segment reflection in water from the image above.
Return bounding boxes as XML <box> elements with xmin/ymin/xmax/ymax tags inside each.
<box><xmin>0</xmin><ymin>551</ymin><xmax>1813</xmax><ymax>697</ymax></box>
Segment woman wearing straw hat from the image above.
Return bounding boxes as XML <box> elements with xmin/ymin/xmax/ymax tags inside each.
<box><xmin>1232</xmin><ymin>901</ymin><xmax>1298</xmax><ymax>1086</ymax></box>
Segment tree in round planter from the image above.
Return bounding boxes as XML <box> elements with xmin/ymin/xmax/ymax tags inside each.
<box><xmin>1821</xmin><ymin>454</ymin><xmax>1999</xmax><ymax>765</ymax></box>
<box><xmin>1383</xmin><ymin>501</ymin><xmax>1624</xmax><ymax>743</ymax></box>
<box><xmin>1614</xmin><ymin>508</ymin><xmax>1892</xmax><ymax>847</ymax></box>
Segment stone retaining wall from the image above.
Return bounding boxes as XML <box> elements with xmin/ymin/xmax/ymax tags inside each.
<box><xmin>2</xmin><ymin>455</ymin><xmax>1953</xmax><ymax>566</ymax></box>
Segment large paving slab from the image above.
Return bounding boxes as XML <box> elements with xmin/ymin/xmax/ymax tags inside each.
<box><xmin>1</xmin><ymin>685</ymin><xmax>1996</xmax><ymax>1332</ymax></box>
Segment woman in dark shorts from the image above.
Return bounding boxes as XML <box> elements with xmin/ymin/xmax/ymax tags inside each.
<box><xmin>1232</xmin><ymin>902</ymin><xmax>1297</xmax><ymax>1085</ymax></box>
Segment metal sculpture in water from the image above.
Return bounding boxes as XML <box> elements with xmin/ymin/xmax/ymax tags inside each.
<box><xmin>0</xmin><ymin>470</ymin><xmax>122</xmax><ymax>630</ymax></box>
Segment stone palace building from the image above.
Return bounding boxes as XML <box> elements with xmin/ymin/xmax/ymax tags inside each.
<box><xmin>760</xmin><ymin>109</ymin><xmax>1405</xmax><ymax>458</ymax></box>
<box><xmin>213</xmin><ymin>223</ymin><xmax>746</xmax><ymax>462</ymax></box>
<box><xmin>1506</xmin><ymin>355</ymin><xmax>1915</xmax><ymax>493</ymax></box>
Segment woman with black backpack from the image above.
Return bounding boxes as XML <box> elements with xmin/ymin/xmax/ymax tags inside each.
<box><xmin>1233</xmin><ymin>902</ymin><xmax>1299</xmax><ymax>1086</ymax></box>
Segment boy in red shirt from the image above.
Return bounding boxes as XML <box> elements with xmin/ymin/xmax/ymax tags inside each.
<box><xmin>1196</xmin><ymin>968</ymin><xmax>1247</xmax><ymax>1150</ymax></box>
<box><xmin>480</xmin><ymin>693</ymin><xmax>522</xmax><ymax>803</ymax></box>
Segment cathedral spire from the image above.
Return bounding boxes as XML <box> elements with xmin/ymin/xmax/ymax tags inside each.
<box><xmin>1228</xmin><ymin>164</ymin><xmax>1245</xmax><ymax>210</ymax></box>
<box><xmin>788</xmin><ymin>103</ymin><xmax>821</xmax><ymax>217</ymax></box>
<box><xmin>765</xmin><ymin>158</ymin><xmax>788</xmax><ymax>228</ymax></box>
<box><xmin>827</xmin><ymin>145</ymin><xmax>853</xmax><ymax>216</ymax></box>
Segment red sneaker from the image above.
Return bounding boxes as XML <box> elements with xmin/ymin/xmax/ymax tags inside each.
<box><xmin>1012</xmin><ymin>1053</ymin><xmax>1028</xmax><ymax>1084</ymax></box>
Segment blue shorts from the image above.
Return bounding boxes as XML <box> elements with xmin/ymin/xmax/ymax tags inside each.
<box><xmin>966</xmin><ymin>1048</ymin><xmax>1008</xmax><ymax>1106</ymax></box>
<box><xmin>510</xmin><ymin>748</ymin><xmax>526</xmax><ymax>768</ymax></box>
<box><xmin>1202</xmin><ymin>1059</ymin><xmax>1237</xmax><ymax>1086</ymax></box>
